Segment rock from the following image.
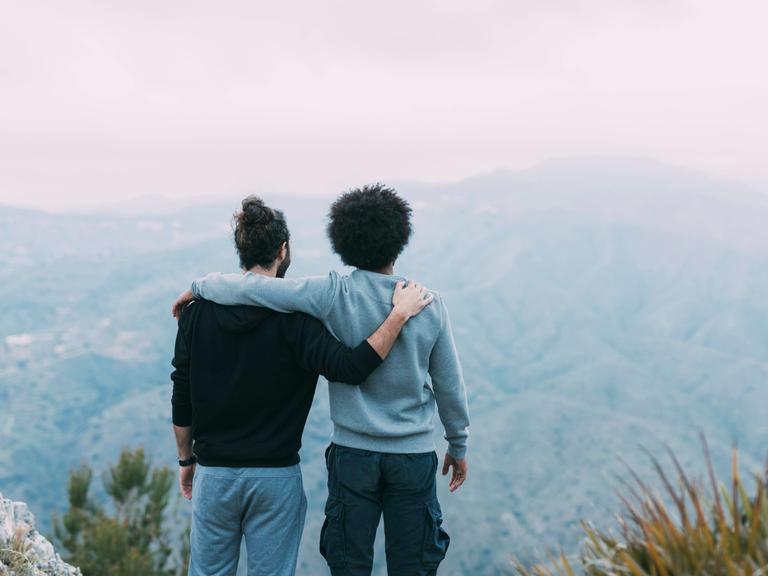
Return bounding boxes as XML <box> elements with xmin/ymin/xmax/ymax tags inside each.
<box><xmin>0</xmin><ymin>493</ymin><xmax>81</xmax><ymax>576</ymax></box>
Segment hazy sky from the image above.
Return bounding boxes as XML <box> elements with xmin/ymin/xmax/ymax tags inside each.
<box><xmin>1</xmin><ymin>0</ymin><xmax>766</xmax><ymax>210</ymax></box>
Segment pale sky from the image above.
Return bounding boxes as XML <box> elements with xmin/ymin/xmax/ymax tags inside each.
<box><xmin>1</xmin><ymin>0</ymin><xmax>766</xmax><ymax>211</ymax></box>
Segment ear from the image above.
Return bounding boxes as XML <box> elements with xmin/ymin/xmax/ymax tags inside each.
<box><xmin>278</xmin><ymin>241</ymin><xmax>288</xmax><ymax>260</ymax></box>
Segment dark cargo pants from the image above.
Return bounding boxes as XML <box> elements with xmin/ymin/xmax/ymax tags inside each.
<box><xmin>319</xmin><ymin>444</ymin><xmax>450</xmax><ymax>576</ymax></box>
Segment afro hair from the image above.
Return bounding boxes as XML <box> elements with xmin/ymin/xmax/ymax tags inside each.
<box><xmin>326</xmin><ymin>184</ymin><xmax>412</xmax><ymax>271</ymax></box>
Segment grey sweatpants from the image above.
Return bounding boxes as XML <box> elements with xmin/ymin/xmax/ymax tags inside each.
<box><xmin>189</xmin><ymin>463</ymin><xmax>307</xmax><ymax>576</ymax></box>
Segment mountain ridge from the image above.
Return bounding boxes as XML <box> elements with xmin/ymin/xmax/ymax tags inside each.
<box><xmin>2</xmin><ymin>158</ymin><xmax>767</xmax><ymax>574</ymax></box>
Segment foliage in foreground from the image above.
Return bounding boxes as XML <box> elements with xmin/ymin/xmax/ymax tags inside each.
<box><xmin>515</xmin><ymin>440</ymin><xmax>768</xmax><ymax>576</ymax></box>
<box><xmin>52</xmin><ymin>447</ymin><xmax>188</xmax><ymax>576</ymax></box>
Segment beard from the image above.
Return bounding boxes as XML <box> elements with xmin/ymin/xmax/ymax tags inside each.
<box><xmin>276</xmin><ymin>243</ymin><xmax>291</xmax><ymax>278</ymax></box>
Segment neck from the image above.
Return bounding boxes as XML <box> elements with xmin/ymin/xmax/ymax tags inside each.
<box><xmin>369</xmin><ymin>263</ymin><xmax>394</xmax><ymax>275</ymax></box>
<box><xmin>245</xmin><ymin>264</ymin><xmax>277</xmax><ymax>277</ymax></box>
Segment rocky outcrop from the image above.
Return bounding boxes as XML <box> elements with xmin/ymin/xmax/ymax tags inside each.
<box><xmin>0</xmin><ymin>493</ymin><xmax>81</xmax><ymax>576</ymax></box>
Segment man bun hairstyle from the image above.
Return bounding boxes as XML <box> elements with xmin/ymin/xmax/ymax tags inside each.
<box><xmin>326</xmin><ymin>183</ymin><xmax>413</xmax><ymax>271</ymax></box>
<box><xmin>233</xmin><ymin>196</ymin><xmax>290</xmax><ymax>270</ymax></box>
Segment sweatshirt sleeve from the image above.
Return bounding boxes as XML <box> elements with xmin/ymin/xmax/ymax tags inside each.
<box><xmin>191</xmin><ymin>271</ymin><xmax>339</xmax><ymax>320</ymax></box>
<box><xmin>428</xmin><ymin>295</ymin><xmax>470</xmax><ymax>459</ymax></box>
<box><xmin>170</xmin><ymin>307</ymin><xmax>193</xmax><ymax>427</ymax></box>
<box><xmin>293</xmin><ymin>314</ymin><xmax>383</xmax><ymax>385</ymax></box>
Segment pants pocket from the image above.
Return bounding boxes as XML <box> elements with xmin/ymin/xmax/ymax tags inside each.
<box><xmin>320</xmin><ymin>499</ymin><xmax>346</xmax><ymax>568</ymax></box>
<box><xmin>422</xmin><ymin>501</ymin><xmax>450</xmax><ymax>569</ymax></box>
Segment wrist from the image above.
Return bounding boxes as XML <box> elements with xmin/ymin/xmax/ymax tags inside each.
<box><xmin>447</xmin><ymin>447</ymin><xmax>467</xmax><ymax>460</ymax></box>
<box><xmin>390</xmin><ymin>307</ymin><xmax>411</xmax><ymax>323</ymax></box>
<box><xmin>177</xmin><ymin>446</ymin><xmax>194</xmax><ymax>460</ymax></box>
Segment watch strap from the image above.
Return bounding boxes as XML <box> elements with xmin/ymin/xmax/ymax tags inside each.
<box><xmin>178</xmin><ymin>454</ymin><xmax>198</xmax><ymax>467</ymax></box>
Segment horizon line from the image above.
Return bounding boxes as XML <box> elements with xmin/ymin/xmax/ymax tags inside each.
<box><xmin>2</xmin><ymin>155</ymin><xmax>766</xmax><ymax>216</ymax></box>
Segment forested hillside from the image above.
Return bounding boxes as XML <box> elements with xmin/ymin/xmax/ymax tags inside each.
<box><xmin>2</xmin><ymin>159</ymin><xmax>767</xmax><ymax>574</ymax></box>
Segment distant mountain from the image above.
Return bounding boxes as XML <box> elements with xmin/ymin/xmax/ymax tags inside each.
<box><xmin>1</xmin><ymin>158</ymin><xmax>767</xmax><ymax>574</ymax></box>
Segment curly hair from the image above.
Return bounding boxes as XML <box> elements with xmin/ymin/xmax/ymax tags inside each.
<box><xmin>326</xmin><ymin>184</ymin><xmax>413</xmax><ymax>271</ymax></box>
<box><xmin>232</xmin><ymin>196</ymin><xmax>290</xmax><ymax>270</ymax></box>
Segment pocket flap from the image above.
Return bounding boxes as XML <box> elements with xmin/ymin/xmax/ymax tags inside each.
<box><xmin>324</xmin><ymin>499</ymin><xmax>343</xmax><ymax>519</ymax></box>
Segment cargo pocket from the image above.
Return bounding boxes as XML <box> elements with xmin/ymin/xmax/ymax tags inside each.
<box><xmin>320</xmin><ymin>499</ymin><xmax>346</xmax><ymax>568</ymax></box>
<box><xmin>422</xmin><ymin>501</ymin><xmax>450</xmax><ymax>569</ymax></box>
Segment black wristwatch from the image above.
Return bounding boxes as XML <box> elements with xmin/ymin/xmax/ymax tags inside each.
<box><xmin>178</xmin><ymin>454</ymin><xmax>198</xmax><ymax>467</ymax></box>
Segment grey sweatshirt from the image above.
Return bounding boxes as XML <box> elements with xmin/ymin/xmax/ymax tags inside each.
<box><xmin>192</xmin><ymin>269</ymin><xmax>470</xmax><ymax>459</ymax></box>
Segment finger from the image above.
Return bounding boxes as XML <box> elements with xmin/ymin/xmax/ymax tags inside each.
<box><xmin>423</xmin><ymin>293</ymin><xmax>434</xmax><ymax>304</ymax></box>
<box><xmin>442</xmin><ymin>459</ymin><xmax>450</xmax><ymax>476</ymax></box>
<box><xmin>396</xmin><ymin>280</ymin><xmax>405</xmax><ymax>291</ymax></box>
<box><xmin>450</xmin><ymin>466</ymin><xmax>466</xmax><ymax>492</ymax></box>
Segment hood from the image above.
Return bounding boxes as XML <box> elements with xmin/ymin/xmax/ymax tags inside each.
<box><xmin>209</xmin><ymin>303</ymin><xmax>274</xmax><ymax>334</ymax></box>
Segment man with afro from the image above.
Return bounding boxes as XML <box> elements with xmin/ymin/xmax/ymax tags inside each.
<box><xmin>173</xmin><ymin>184</ymin><xmax>470</xmax><ymax>576</ymax></box>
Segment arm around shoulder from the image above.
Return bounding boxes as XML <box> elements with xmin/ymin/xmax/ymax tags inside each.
<box><xmin>293</xmin><ymin>314</ymin><xmax>383</xmax><ymax>386</ymax></box>
<box><xmin>294</xmin><ymin>280</ymin><xmax>435</xmax><ymax>385</ymax></box>
<box><xmin>192</xmin><ymin>270</ymin><xmax>340</xmax><ymax>318</ymax></box>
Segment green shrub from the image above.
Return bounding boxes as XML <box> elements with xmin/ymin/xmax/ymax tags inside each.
<box><xmin>52</xmin><ymin>447</ymin><xmax>188</xmax><ymax>576</ymax></box>
<box><xmin>515</xmin><ymin>438</ymin><xmax>768</xmax><ymax>575</ymax></box>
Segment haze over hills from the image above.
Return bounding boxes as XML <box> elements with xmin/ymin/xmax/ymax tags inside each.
<box><xmin>1</xmin><ymin>158</ymin><xmax>767</xmax><ymax>574</ymax></box>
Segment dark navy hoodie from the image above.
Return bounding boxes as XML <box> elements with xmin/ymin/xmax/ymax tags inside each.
<box><xmin>171</xmin><ymin>299</ymin><xmax>382</xmax><ymax>467</ymax></box>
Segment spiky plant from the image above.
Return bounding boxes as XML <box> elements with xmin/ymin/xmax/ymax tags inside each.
<box><xmin>515</xmin><ymin>437</ymin><xmax>768</xmax><ymax>576</ymax></box>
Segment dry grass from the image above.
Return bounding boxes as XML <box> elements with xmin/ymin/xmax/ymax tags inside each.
<box><xmin>0</xmin><ymin>523</ymin><xmax>36</xmax><ymax>576</ymax></box>
<box><xmin>515</xmin><ymin>437</ymin><xmax>768</xmax><ymax>576</ymax></box>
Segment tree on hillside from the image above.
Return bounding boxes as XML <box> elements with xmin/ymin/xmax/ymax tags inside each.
<box><xmin>52</xmin><ymin>447</ymin><xmax>189</xmax><ymax>576</ymax></box>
